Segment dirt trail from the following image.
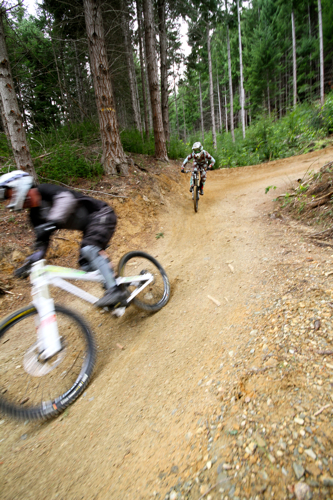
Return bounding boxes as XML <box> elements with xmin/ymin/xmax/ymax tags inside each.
<box><xmin>1</xmin><ymin>147</ymin><xmax>333</xmax><ymax>499</ymax></box>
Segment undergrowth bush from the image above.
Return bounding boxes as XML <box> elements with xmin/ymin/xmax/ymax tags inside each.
<box><xmin>120</xmin><ymin>129</ymin><xmax>155</xmax><ymax>155</ymax></box>
<box><xmin>120</xmin><ymin>129</ymin><xmax>188</xmax><ymax>160</ymax></box>
<box><xmin>34</xmin><ymin>143</ymin><xmax>103</xmax><ymax>183</ymax></box>
<box><xmin>205</xmin><ymin>92</ymin><xmax>333</xmax><ymax>169</ymax></box>
<box><xmin>1</xmin><ymin>93</ymin><xmax>332</xmax><ymax>181</ymax></box>
<box><xmin>322</xmin><ymin>93</ymin><xmax>333</xmax><ymax>134</ymax></box>
<box><xmin>30</xmin><ymin>120</ymin><xmax>100</xmax><ymax>153</ymax></box>
<box><xmin>168</xmin><ymin>136</ymin><xmax>188</xmax><ymax>159</ymax></box>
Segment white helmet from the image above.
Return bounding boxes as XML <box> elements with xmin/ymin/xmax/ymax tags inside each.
<box><xmin>192</xmin><ymin>142</ymin><xmax>203</xmax><ymax>160</ymax></box>
<box><xmin>0</xmin><ymin>170</ymin><xmax>34</xmax><ymax>210</ymax></box>
<box><xmin>192</xmin><ymin>142</ymin><xmax>203</xmax><ymax>155</ymax></box>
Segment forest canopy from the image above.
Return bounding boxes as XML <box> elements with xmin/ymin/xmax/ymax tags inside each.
<box><xmin>0</xmin><ymin>0</ymin><xmax>332</xmax><ymax>178</ymax></box>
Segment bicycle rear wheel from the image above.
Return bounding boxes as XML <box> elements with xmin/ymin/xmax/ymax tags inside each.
<box><xmin>194</xmin><ymin>185</ymin><xmax>199</xmax><ymax>212</ymax></box>
<box><xmin>118</xmin><ymin>251</ymin><xmax>170</xmax><ymax>312</ymax></box>
<box><xmin>0</xmin><ymin>304</ymin><xmax>96</xmax><ymax>420</ymax></box>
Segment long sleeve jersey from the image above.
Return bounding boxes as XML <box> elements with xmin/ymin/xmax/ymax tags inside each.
<box><xmin>182</xmin><ymin>150</ymin><xmax>215</xmax><ymax>170</ymax></box>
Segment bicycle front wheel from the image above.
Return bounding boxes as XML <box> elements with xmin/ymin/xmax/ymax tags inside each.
<box><xmin>118</xmin><ymin>251</ymin><xmax>170</xmax><ymax>312</ymax></box>
<box><xmin>0</xmin><ymin>304</ymin><xmax>96</xmax><ymax>420</ymax></box>
<box><xmin>194</xmin><ymin>185</ymin><xmax>199</xmax><ymax>212</ymax></box>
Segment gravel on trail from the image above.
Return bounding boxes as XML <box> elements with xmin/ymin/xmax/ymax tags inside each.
<box><xmin>162</xmin><ymin>212</ymin><xmax>333</xmax><ymax>500</ymax></box>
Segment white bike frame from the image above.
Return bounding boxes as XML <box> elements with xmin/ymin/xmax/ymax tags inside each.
<box><xmin>30</xmin><ymin>259</ymin><xmax>154</xmax><ymax>360</ymax></box>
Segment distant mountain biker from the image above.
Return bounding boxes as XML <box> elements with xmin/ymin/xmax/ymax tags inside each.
<box><xmin>181</xmin><ymin>142</ymin><xmax>215</xmax><ymax>195</ymax></box>
<box><xmin>0</xmin><ymin>170</ymin><xmax>127</xmax><ymax>308</ymax></box>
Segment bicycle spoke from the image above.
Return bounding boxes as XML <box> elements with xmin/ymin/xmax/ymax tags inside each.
<box><xmin>61</xmin><ymin>352</ymin><xmax>80</xmax><ymax>379</ymax></box>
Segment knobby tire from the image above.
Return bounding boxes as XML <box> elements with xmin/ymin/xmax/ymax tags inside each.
<box><xmin>118</xmin><ymin>251</ymin><xmax>170</xmax><ymax>312</ymax></box>
<box><xmin>194</xmin><ymin>185</ymin><xmax>199</xmax><ymax>212</ymax></box>
<box><xmin>0</xmin><ymin>304</ymin><xmax>96</xmax><ymax>421</ymax></box>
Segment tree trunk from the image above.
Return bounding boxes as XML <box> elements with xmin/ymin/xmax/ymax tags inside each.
<box><xmin>74</xmin><ymin>42</ymin><xmax>85</xmax><ymax>121</ymax></box>
<box><xmin>224</xmin><ymin>90</ymin><xmax>228</xmax><ymax>133</ymax></box>
<box><xmin>308</xmin><ymin>2</ymin><xmax>313</xmax><ymax>100</ymax></box>
<box><xmin>207</xmin><ymin>26</ymin><xmax>216</xmax><ymax>149</ymax></box>
<box><xmin>133</xmin><ymin>61</ymin><xmax>142</xmax><ymax>133</ymax></box>
<box><xmin>16</xmin><ymin>79</ymin><xmax>28</xmax><ymax>130</ymax></box>
<box><xmin>237</xmin><ymin>0</ymin><xmax>245</xmax><ymax>139</ymax></box>
<box><xmin>83</xmin><ymin>0</ymin><xmax>128</xmax><ymax>175</ymax></box>
<box><xmin>45</xmin><ymin>10</ymin><xmax>68</xmax><ymax>120</ymax></box>
<box><xmin>0</xmin><ymin>93</ymin><xmax>9</xmax><ymax>137</ymax></box>
<box><xmin>174</xmin><ymin>73</ymin><xmax>179</xmax><ymax>138</ymax></box>
<box><xmin>141</xmin><ymin>8</ymin><xmax>153</xmax><ymax>131</ymax></box>
<box><xmin>157</xmin><ymin>0</ymin><xmax>170</xmax><ymax>143</ymax></box>
<box><xmin>0</xmin><ymin>13</ymin><xmax>36</xmax><ymax>181</ymax></box>
<box><xmin>60</xmin><ymin>43</ymin><xmax>74</xmax><ymax>124</ymax></box>
<box><xmin>267</xmin><ymin>76</ymin><xmax>271</xmax><ymax>117</ymax></box>
<box><xmin>226</xmin><ymin>24</ymin><xmax>234</xmax><ymax>142</ymax></box>
<box><xmin>121</xmin><ymin>0</ymin><xmax>141</xmax><ymax>132</ymax></box>
<box><xmin>318</xmin><ymin>0</ymin><xmax>324</xmax><ymax>105</ymax></box>
<box><xmin>279</xmin><ymin>71</ymin><xmax>282</xmax><ymax>118</ymax></box>
<box><xmin>49</xmin><ymin>32</ymin><xmax>67</xmax><ymax>123</ymax></box>
<box><xmin>291</xmin><ymin>9</ymin><xmax>297</xmax><ymax>109</ymax></box>
<box><xmin>216</xmin><ymin>67</ymin><xmax>222</xmax><ymax>133</ymax></box>
<box><xmin>199</xmin><ymin>73</ymin><xmax>204</xmax><ymax>143</ymax></box>
<box><xmin>182</xmin><ymin>97</ymin><xmax>186</xmax><ymax>143</ymax></box>
<box><xmin>136</xmin><ymin>0</ymin><xmax>149</xmax><ymax>138</ymax></box>
<box><xmin>142</xmin><ymin>0</ymin><xmax>168</xmax><ymax>160</ymax></box>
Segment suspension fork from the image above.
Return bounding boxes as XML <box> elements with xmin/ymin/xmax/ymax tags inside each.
<box><xmin>31</xmin><ymin>261</ymin><xmax>62</xmax><ymax>360</ymax></box>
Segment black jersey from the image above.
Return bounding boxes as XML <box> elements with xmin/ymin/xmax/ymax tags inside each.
<box><xmin>30</xmin><ymin>184</ymin><xmax>109</xmax><ymax>232</ymax></box>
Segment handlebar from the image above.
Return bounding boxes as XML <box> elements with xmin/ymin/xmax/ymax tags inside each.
<box><xmin>182</xmin><ymin>167</ymin><xmax>211</xmax><ymax>174</ymax></box>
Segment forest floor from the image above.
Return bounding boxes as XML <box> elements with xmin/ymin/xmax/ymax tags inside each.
<box><xmin>1</xmin><ymin>146</ymin><xmax>333</xmax><ymax>500</ymax></box>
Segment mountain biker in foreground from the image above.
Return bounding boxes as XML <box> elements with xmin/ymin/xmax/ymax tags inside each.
<box><xmin>181</xmin><ymin>142</ymin><xmax>215</xmax><ymax>195</ymax></box>
<box><xmin>0</xmin><ymin>170</ymin><xmax>127</xmax><ymax>308</ymax></box>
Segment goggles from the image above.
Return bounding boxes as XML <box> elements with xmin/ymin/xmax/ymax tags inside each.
<box><xmin>193</xmin><ymin>148</ymin><xmax>201</xmax><ymax>154</ymax></box>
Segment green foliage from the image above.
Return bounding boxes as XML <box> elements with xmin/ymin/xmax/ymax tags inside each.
<box><xmin>296</xmin><ymin>184</ymin><xmax>309</xmax><ymax>194</ymax></box>
<box><xmin>265</xmin><ymin>186</ymin><xmax>276</xmax><ymax>194</ymax></box>
<box><xmin>322</xmin><ymin>93</ymin><xmax>333</xmax><ymax>134</ymax></box>
<box><xmin>20</xmin><ymin>121</ymin><xmax>103</xmax><ymax>183</ymax></box>
<box><xmin>199</xmin><ymin>93</ymin><xmax>333</xmax><ymax>170</ymax></box>
<box><xmin>34</xmin><ymin>143</ymin><xmax>103</xmax><ymax>183</ymax></box>
<box><xmin>155</xmin><ymin>232</ymin><xmax>164</xmax><ymax>239</ymax></box>
<box><xmin>297</xmin><ymin>195</ymin><xmax>307</xmax><ymax>213</ymax></box>
<box><xmin>168</xmin><ymin>136</ymin><xmax>189</xmax><ymax>159</ymax></box>
<box><xmin>0</xmin><ymin>134</ymin><xmax>11</xmax><ymax>158</ymax></box>
<box><xmin>119</xmin><ymin>128</ymin><xmax>189</xmax><ymax>160</ymax></box>
<box><xmin>120</xmin><ymin>129</ymin><xmax>155</xmax><ymax>156</ymax></box>
<box><xmin>281</xmin><ymin>193</ymin><xmax>292</xmax><ymax>208</ymax></box>
<box><xmin>30</xmin><ymin>121</ymin><xmax>101</xmax><ymax>154</ymax></box>
<box><xmin>6</xmin><ymin>14</ymin><xmax>62</xmax><ymax>131</ymax></box>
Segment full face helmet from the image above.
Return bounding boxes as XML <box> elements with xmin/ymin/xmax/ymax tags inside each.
<box><xmin>0</xmin><ymin>170</ymin><xmax>34</xmax><ymax>210</ymax></box>
<box><xmin>192</xmin><ymin>142</ymin><xmax>204</xmax><ymax>159</ymax></box>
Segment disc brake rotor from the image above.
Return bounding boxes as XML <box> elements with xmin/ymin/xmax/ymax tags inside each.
<box><xmin>23</xmin><ymin>342</ymin><xmax>66</xmax><ymax>377</ymax></box>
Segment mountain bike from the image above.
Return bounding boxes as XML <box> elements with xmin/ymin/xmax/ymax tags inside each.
<box><xmin>184</xmin><ymin>167</ymin><xmax>200</xmax><ymax>212</ymax></box>
<box><xmin>0</xmin><ymin>251</ymin><xmax>170</xmax><ymax>421</ymax></box>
